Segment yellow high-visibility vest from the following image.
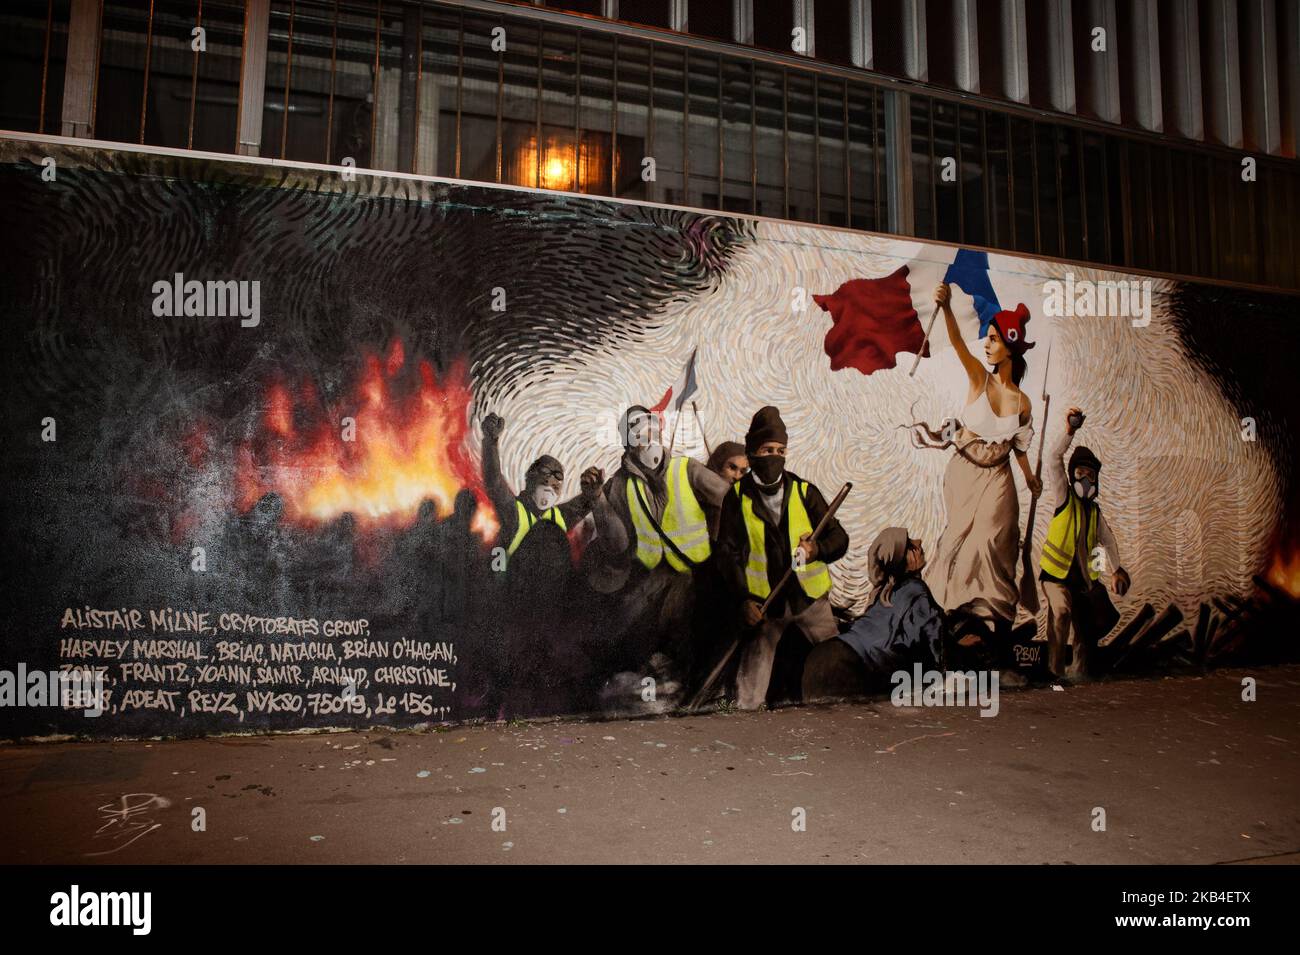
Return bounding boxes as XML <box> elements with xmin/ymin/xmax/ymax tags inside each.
<box><xmin>736</xmin><ymin>479</ymin><xmax>832</xmax><ymax>600</ymax></box>
<box><xmin>506</xmin><ymin>499</ymin><xmax>567</xmax><ymax>556</ymax></box>
<box><xmin>627</xmin><ymin>456</ymin><xmax>711</xmax><ymax>572</ymax></box>
<box><xmin>1039</xmin><ymin>495</ymin><xmax>1099</xmax><ymax>581</ymax></box>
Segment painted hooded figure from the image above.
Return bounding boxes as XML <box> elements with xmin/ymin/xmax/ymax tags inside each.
<box><xmin>803</xmin><ymin>527</ymin><xmax>947</xmax><ymax>702</ymax></box>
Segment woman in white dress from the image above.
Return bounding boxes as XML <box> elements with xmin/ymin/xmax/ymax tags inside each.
<box><xmin>921</xmin><ymin>282</ymin><xmax>1041</xmax><ymax>636</ymax></box>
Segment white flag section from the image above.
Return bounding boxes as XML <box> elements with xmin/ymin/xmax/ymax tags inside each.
<box><xmin>902</xmin><ymin>251</ymin><xmax>975</xmax><ymax>356</ymax></box>
<box><xmin>670</xmin><ymin>347</ymin><xmax>698</xmax><ymax>413</ymax></box>
<box><xmin>886</xmin><ymin>242</ymin><xmax>1039</xmax><ymax>359</ymax></box>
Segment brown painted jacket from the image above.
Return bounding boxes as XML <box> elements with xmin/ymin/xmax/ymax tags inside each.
<box><xmin>715</xmin><ymin>469</ymin><xmax>848</xmax><ymax>617</ymax></box>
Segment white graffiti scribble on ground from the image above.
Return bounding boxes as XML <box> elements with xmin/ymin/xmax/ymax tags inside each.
<box><xmin>85</xmin><ymin>792</ymin><xmax>171</xmax><ymax>857</ymax></box>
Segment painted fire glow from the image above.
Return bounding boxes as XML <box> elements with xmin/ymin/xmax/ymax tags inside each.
<box><xmin>235</xmin><ymin>341</ymin><xmax>498</xmax><ymax>541</ymax></box>
<box><xmin>1267</xmin><ymin>542</ymin><xmax>1300</xmax><ymax>599</ymax></box>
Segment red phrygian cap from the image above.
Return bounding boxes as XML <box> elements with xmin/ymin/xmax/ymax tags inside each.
<box><xmin>990</xmin><ymin>303</ymin><xmax>1035</xmax><ymax>356</ymax></box>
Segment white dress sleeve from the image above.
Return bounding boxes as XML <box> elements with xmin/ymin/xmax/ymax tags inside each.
<box><xmin>1011</xmin><ymin>421</ymin><xmax>1034</xmax><ymax>453</ymax></box>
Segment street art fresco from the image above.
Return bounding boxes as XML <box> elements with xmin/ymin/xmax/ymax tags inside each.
<box><xmin>1</xmin><ymin>137</ymin><xmax>1297</xmax><ymax>740</ymax></box>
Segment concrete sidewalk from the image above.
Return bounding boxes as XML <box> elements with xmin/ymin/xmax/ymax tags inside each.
<box><xmin>1</xmin><ymin>667</ymin><xmax>1297</xmax><ymax>865</ymax></box>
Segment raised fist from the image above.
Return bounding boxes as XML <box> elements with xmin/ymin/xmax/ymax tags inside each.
<box><xmin>934</xmin><ymin>282</ymin><xmax>951</xmax><ymax>307</ymax></box>
<box><xmin>482</xmin><ymin>413</ymin><xmax>504</xmax><ymax>440</ymax></box>
<box><xmin>1113</xmin><ymin>566</ymin><xmax>1131</xmax><ymax>597</ymax></box>
<box><xmin>581</xmin><ymin>465</ymin><xmax>605</xmax><ymax>502</ymax></box>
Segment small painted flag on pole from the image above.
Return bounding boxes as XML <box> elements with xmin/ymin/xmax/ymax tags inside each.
<box><xmin>670</xmin><ymin>348</ymin><xmax>698</xmax><ymax>414</ymax></box>
<box><xmin>657</xmin><ymin>348</ymin><xmax>700</xmax><ymax>451</ymax></box>
<box><xmin>649</xmin><ymin>348</ymin><xmax>699</xmax><ymax>414</ymax></box>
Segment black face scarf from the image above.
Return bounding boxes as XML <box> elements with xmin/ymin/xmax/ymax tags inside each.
<box><xmin>749</xmin><ymin>454</ymin><xmax>785</xmax><ymax>488</ymax></box>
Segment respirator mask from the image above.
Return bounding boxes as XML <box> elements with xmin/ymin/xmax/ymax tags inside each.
<box><xmin>636</xmin><ymin>443</ymin><xmax>664</xmax><ymax>470</ymax></box>
<box><xmin>532</xmin><ymin>486</ymin><xmax>560</xmax><ymax>511</ymax></box>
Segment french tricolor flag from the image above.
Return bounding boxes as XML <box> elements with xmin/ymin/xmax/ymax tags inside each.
<box><xmin>649</xmin><ymin>347</ymin><xmax>698</xmax><ymax>418</ymax></box>
<box><xmin>813</xmin><ymin>249</ymin><xmax>1002</xmax><ymax>376</ymax></box>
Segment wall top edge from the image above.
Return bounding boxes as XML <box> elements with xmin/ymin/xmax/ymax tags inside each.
<box><xmin>2</xmin><ymin>129</ymin><xmax>1296</xmax><ymax>299</ymax></box>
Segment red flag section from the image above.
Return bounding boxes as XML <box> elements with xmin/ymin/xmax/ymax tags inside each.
<box><xmin>812</xmin><ymin>266</ymin><xmax>929</xmax><ymax>375</ymax></box>
<box><xmin>649</xmin><ymin>386</ymin><xmax>672</xmax><ymax>415</ymax></box>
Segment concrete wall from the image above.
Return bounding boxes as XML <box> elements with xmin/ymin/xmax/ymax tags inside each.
<box><xmin>0</xmin><ymin>136</ymin><xmax>1296</xmax><ymax>739</ymax></box>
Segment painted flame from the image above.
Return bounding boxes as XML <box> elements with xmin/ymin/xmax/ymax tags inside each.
<box><xmin>1266</xmin><ymin>542</ymin><xmax>1300</xmax><ymax>599</ymax></box>
<box><xmin>236</xmin><ymin>341</ymin><xmax>497</xmax><ymax>541</ymax></box>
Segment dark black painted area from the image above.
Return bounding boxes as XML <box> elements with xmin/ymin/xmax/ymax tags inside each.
<box><xmin>0</xmin><ymin>142</ymin><xmax>751</xmax><ymax>738</ymax></box>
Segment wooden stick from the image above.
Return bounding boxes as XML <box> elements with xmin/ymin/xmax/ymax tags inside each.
<box><xmin>1209</xmin><ymin>616</ymin><xmax>1250</xmax><ymax>658</ymax></box>
<box><xmin>1209</xmin><ymin>627</ymin><xmax>1250</xmax><ymax>663</ymax></box>
<box><xmin>908</xmin><ymin>305</ymin><xmax>940</xmax><ymax>377</ymax></box>
<box><xmin>1198</xmin><ymin>615</ymin><xmax>1219</xmax><ymax>665</ymax></box>
<box><xmin>1212</xmin><ymin>596</ymin><xmax>1246</xmax><ymax>621</ymax></box>
<box><xmin>758</xmin><ymin>482</ymin><xmax>851</xmax><ymax>617</ymax></box>
<box><xmin>1016</xmin><ymin>343</ymin><xmax>1052</xmax><ymax>615</ymax></box>
<box><xmin>1099</xmin><ymin>602</ymin><xmax>1154</xmax><ymax>650</ymax></box>
<box><xmin>1114</xmin><ymin>603</ymin><xmax>1183</xmax><ymax>670</ymax></box>
<box><xmin>1156</xmin><ymin>626</ymin><xmax>1189</xmax><ymax>648</ymax></box>
<box><xmin>693</xmin><ymin>401</ymin><xmax>711</xmax><ymax>456</ymax></box>
<box><xmin>1192</xmin><ymin>602</ymin><xmax>1211</xmax><ymax>660</ymax></box>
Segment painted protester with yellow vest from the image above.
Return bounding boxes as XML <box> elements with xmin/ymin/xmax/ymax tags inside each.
<box><xmin>1038</xmin><ymin>407</ymin><xmax>1130</xmax><ymax>681</ymax></box>
<box><xmin>716</xmin><ymin>406</ymin><xmax>849</xmax><ymax>710</ymax></box>
<box><xmin>481</xmin><ymin>412</ymin><xmax>604</xmax><ymax>568</ymax></box>
<box><xmin>585</xmin><ymin>404</ymin><xmax>730</xmax><ymax>700</ymax></box>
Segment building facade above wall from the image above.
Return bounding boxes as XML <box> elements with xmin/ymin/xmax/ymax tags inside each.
<box><xmin>0</xmin><ymin>0</ymin><xmax>1296</xmax><ymax>289</ymax></box>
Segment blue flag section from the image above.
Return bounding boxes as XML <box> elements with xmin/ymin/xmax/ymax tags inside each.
<box><xmin>943</xmin><ymin>249</ymin><xmax>1002</xmax><ymax>335</ymax></box>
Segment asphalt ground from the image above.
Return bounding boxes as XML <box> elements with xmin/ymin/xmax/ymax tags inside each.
<box><xmin>1</xmin><ymin>666</ymin><xmax>1297</xmax><ymax>865</ymax></box>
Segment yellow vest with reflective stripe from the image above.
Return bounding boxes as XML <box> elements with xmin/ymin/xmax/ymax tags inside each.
<box><xmin>736</xmin><ymin>479</ymin><xmax>832</xmax><ymax>600</ymax></box>
<box><xmin>626</xmin><ymin>456</ymin><xmax>711</xmax><ymax>572</ymax></box>
<box><xmin>1039</xmin><ymin>495</ymin><xmax>1099</xmax><ymax>581</ymax></box>
<box><xmin>506</xmin><ymin>499</ymin><xmax>567</xmax><ymax>556</ymax></box>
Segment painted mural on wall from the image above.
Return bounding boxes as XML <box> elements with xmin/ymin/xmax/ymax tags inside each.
<box><xmin>1</xmin><ymin>138</ymin><xmax>1297</xmax><ymax>739</ymax></box>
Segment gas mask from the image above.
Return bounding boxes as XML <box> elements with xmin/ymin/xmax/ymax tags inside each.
<box><xmin>532</xmin><ymin>486</ymin><xmax>560</xmax><ymax>511</ymax></box>
<box><xmin>622</xmin><ymin>408</ymin><xmax>664</xmax><ymax>472</ymax></box>
<box><xmin>636</xmin><ymin>442</ymin><xmax>664</xmax><ymax>471</ymax></box>
<box><xmin>1072</xmin><ymin>477</ymin><xmax>1098</xmax><ymax>501</ymax></box>
<box><xmin>750</xmin><ymin>454</ymin><xmax>785</xmax><ymax>487</ymax></box>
